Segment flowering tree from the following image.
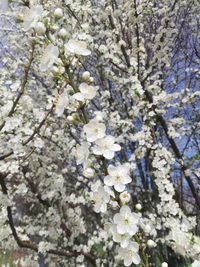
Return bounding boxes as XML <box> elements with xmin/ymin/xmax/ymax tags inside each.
<box><xmin>0</xmin><ymin>0</ymin><xmax>200</xmax><ymax>266</ymax></box>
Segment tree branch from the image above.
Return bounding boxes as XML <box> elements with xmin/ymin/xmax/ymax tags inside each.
<box><xmin>0</xmin><ymin>173</ymin><xmax>97</xmax><ymax>265</ymax></box>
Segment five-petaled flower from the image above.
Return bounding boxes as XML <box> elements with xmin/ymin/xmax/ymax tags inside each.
<box><xmin>83</xmin><ymin>119</ymin><xmax>106</xmax><ymax>142</ymax></box>
<box><xmin>113</xmin><ymin>205</ymin><xmax>139</xmax><ymax>235</ymax></box>
<box><xmin>75</xmin><ymin>142</ymin><xmax>90</xmax><ymax>169</ymax></box>
<box><xmin>119</xmin><ymin>191</ymin><xmax>131</xmax><ymax>204</ymax></box>
<box><xmin>65</xmin><ymin>39</ymin><xmax>91</xmax><ymax>56</ymax></box>
<box><xmin>111</xmin><ymin>225</ymin><xmax>130</xmax><ymax>248</ymax></box>
<box><xmin>40</xmin><ymin>44</ymin><xmax>59</xmax><ymax>72</ymax></box>
<box><xmin>118</xmin><ymin>241</ymin><xmax>141</xmax><ymax>266</ymax></box>
<box><xmin>73</xmin><ymin>83</ymin><xmax>97</xmax><ymax>102</ymax></box>
<box><xmin>93</xmin><ymin>135</ymin><xmax>121</xmax><ymax>159</ymax></box>
<box><xmin>104</xmin><ymin>164</ymin><xmax>131</xmax><ymax>192</ymax></box>
<box><xmin>92</xmin><ymin>186</ymin><xmax>110</xmax><ymax>213</ymax></box>
<box><xmin>55</xmin><ymin>88</ymin><xmax>69</xmax><ymax>116</ymax></box>
<box><xmin>22</xmin><ymin>5</ymin><xmax>43</xmax><ymax>31</ymax></box>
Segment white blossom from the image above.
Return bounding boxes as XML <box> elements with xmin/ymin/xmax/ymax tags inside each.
<box><xmin>22</xmin><ymin>5</ymin><xmax>43</xmax><ymax>31</ymax></box>
<box><xmin>118</xmin><ymin>241</ymin><xmax>141</xmax><ymax>266</ymax></box>
<box><xmin>113</xmin><ymin>205</ymin><xmax>139</xmax><ymax>235</ymax></box>
<box><xmin>144</xmin><ymin>224</ymin><xmax>151</xmax><ymax>235</ymax></box>
<box><xmin>83</xmin><ymin>119</ymin><xmax>106</xmax><ymax>142</ymax></box>
<box><xmin>65</xmin><ymin>39</ymin><xmax>91</xmax><ymax>56</ymax></box>
<box><xmin>55</xmin><ymin>88</ymin><xmax>69</xmax><ymax>116</ymax></box>
<box><xmin>192</xmin><ymin>260</ymin><xmax>200</xmax><ymax>267</ymax></box>
<box><xmin>54</xmin><ymin>8</ymin><xmax>63</xmax><ymax>19</ymax></box>
<box><xmin>39</xmin><ymin>44</ymin><xmax>59</xmax><ymax>72</ymax></box>
<box><xmin>135</xmin><ymin>203</ymin><xmax>142</xmax><ymax>211</ymax></box>
<box><xmin>167</xmin><ymin>225</ymin><xmax>190</xmax><ymax>256</ymax></box>
<box><xmin>83</xmin><ymin>167</ymin><xmax>95</xmax><ymax>178</ymax></box>
<box><xmin>75</xmin><ymin>142</ymin><xmax>90</xmax><ymax>168</ymax></box>
<box><xmin>94</xmin><ymin>111</ymin><xmax>104</xmax><ymax>121</ymax></box>
<box><xmin>92</xmin><ymin>186</ymin><xmax>110</xmax><ymax>213</ymax></box>
<box><xmin>58</xmin><ymin>28</ymin><xmax>67</xmax><ymax>39</ymax></box>
<box><xmin>119</xmin><ymin>191</ymin><xmax>131</xmax><ymax>204</ymax></box>
<box><xmin>1</xmin><ymin>0</ymin><xmax>199</xmax><ymax>266</ymax></box>
<box><xmin>82</xmin><ymin>71</ymin><xmax>91</xmax><ymax>81</ymax></box>
<box><xmin>73</xmin><ymin>83</ymin><xmax>97</xmax><ymax>102</ymax></box>
<box><xmin>147</xmin><ymin>239</ymin><xmax>156</xmax><ymax>248</ymax></box>
<box><xmin>35</xmin><ymin>22</ymin><xmax>46</xmax><ymax>35</ymax></box>
<box><xmin>111</xmin><ymin>225</ymin><xmax>130</xmax><ymax>248</ymax></box>
<box><xmin>104</xmin><ymin>164</ymin><xmax>131</xmax><ymax>192</ymax></box>
<box><xmin>93</xmin><ymin>135</ymin><xmax>121</xmax><ymax>159</ymax></box>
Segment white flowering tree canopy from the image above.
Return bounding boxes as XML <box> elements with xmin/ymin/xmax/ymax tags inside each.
<box><xmin>0</xmin><ymin>0</ymin><xmax>200</xmax><ymax>267</ymax></box>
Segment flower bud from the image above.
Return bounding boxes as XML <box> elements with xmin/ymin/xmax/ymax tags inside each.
<box><xmin>135</xmin><ymin>203</ymin><xmax>142</xmax><ymax>211</ymax></box>
<box><xmin>35</xmin><ymin>22</ymin><xmax>46</xmax><ymax>35</ymax></box>
<box><xmin>82</xmin><ymin>71</ymin><xmax>90</xmax><ymax>81</ymax></box>
<box><xmin>54</xmin><ymin>8</ymin><xmax>63</xmax><ymax>19</ymax></box>
<box><xmin>51</xmin><ymin>66</ymin><xmax>60</xmax><ymax>75</ymax></box>
<box><xmin>58</xmin><ymin>28</ymin><xmax>67</xmax><ymax>39</ymax></box>
<box><xmin>119</xmin><ymin>191</ymin><xmax>131</xmax><ymax>203</ymax></box>
<box><xmin>66</xmin><ymin>115</ymin><xmax>74</xmax><ymax>123</ymax></box>
<box><xmin>89</xmin><ymin>77</ymin><xmax>94</xmax><ymax>83</ymax></box>
<box><xmin>144</xmin><ymin>224</ymin><xmax>151</xmax><ymax>234</ymax></box>
<box><xmin>51</xmin><ymin>25</ymin><xmax>59</xmax><ymax>32</ymax></box>
<box><xmin>59</xmin><ymin>66</ymin><xmax>65</xmax><ymax>74</ymax></box>
<box><xmin>185</xmin><ymin>169</ymin><xmax>191</xmax><ymax>176</ymax></box>
<box><xmin>147</xmin><ymin>239</ymin><xmax>156</xmax><ymax>248</ymax></box>
<box><xmin>83</xmin><ymin>168</ymin><xmax>95</xmax><ymax>178</ymax></box>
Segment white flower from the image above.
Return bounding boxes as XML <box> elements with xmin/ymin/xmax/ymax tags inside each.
<box><xmin>94</xmin><ymin>111</ymin><xmax>104</xmax><ymax>121</ymax></box>
<box><xmin>118</xmin><ymin>241</ymin><xmax>141</xmax><ymax>266</ymax></box>
<box><xmin>161</xmin><ymin>263</ymin><xmax>168</xmax><ymax>267</ymax></box>
<box><xmin>58</xmin><ymin>28</ymin><xmax>67</xmax><ymax>39</ymax></box>
<box><xmin>104</xmin><ymin>164</ymin><xmax>131</xmax><ymax>192</ymax></box>
<box><xmin>147</xmin><ymin>239</ymin><xmax>156</xmax><ymax>248</ymax></box>
<box><xmin>135</xmin><ymin>203</ymin><xmax>142</xmax><ymax>211</ymax></box>
<box><xmin>65</xmin><ymin>39</ymin><xmax>91</xmax><ymax>56</ymax></box>
<box><xmin>113</xmin><ymin>205</ymin><xmax>139</xmax><ymax>235</ymax></box>
<box><xmin>119</xmin><ymin>191</ymin><xmax>131</xmax><ymax>204</ymax></box>
<box><xmin>111</xmin><ymin>225</ymin><xmax>130</xmax><ymax>248</ymax></box>
<box><xmin>83</xmin><ymin>119</ymin><xmax>106</xmax><ymax>142</ymax></box>
<box><xmin>34</xmin><ymin>137</ymin><xmax>44</xmax><ymax>148</ymax></box>
<box><xmin>40</xmin><ymin>44</ymin><xmax>59</xmax><ymax>72</ymax></box>
<box><xmin>54</xmin><ymin>8</ymin><xmax>63</xmax><ymax>18</ymax></box>
<box><xmin>82</xmin><ymin>71</ymin><xmax>91</xmax><ymax>81</ymax></box>
<box><xmin>66</xmin><ymin>115</ymin><xmax>74</xmax><ymax>123</ymax></box>
<box><xmin>55</xmin><ymin>88</ymin><xmax>69</xmax><ymax>116</ymax></box>
<box><xmin>93</xmin><ymin>135</ymin><xmax>121</xmax><ymax>159</ymax></box>
<box><xmin>73</xmin><ymin>83</ymin><xmax>97</xmax><ymax>102</ymax></box>
<box><xmin>35</xmin><ymin>22</ymin><xmax>46</xmax><ymax>35</ymax></box>
<box><xmin>15</xmin><ymin>227</ymin><xmax>29</xmax><ymax>242</ymax></box>
<box><xmin>83</xmin><ymin>167</ymin><xmax>95</xmax><ymax>178</ymax></box>
<box><xmin>92</xmin><ymin>186</ymin><xmax>110</xmax><ymax>213</ymax></box>
<box><xmin>38</xmin><ymin>241</ymin><xmax>55</xmax><ymax>254</ymax></box>
<box><xmin>192</xmin><ymin>260</ymin><xmax>200</xmax><ymax>267</ymax></box>
<box><xmin>22</xmin><ymin>5</ymin><xmax>43</xmax><ymax>31</ymax></box>
<box><xmin>51</xmin><ymin>66</ymin><xmax>60</xmax><ymax>75</ymax></box>
<box><xmin>75</xmin><ymin>142</ymin><xmax>90</xmax><ymax>169</ymax></box>
<box><xmin>144</xmin><ymin>224</ymin><xmax>151</xmax><ymax>234</ymax></box>
<box><xmin>167</xmin><ymin>227</ymin><xmax>190</xmax><ymax>256</ymax></box>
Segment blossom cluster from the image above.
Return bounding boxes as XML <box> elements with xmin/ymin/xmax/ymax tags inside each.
<box><xmin>0</xmin><ymin>0</ymin><xmax>199</xmax><ymax>267</ymax></box>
